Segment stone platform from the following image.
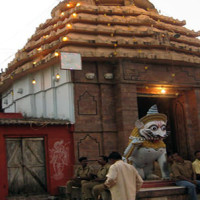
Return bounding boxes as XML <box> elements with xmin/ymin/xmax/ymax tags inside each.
<box><xmin>137</xmin><ymin>180</ymin><xmax>187</xmax><ymax>200</ymax></box>
<box><xmin>58</xmin><ymin>180</ymin><xmax>189</xmax><ymax>200</ymax></box>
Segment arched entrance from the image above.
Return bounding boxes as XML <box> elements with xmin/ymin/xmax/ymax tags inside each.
<box><xmin>137</xmin><ymin>96</ymin><xmax>189</xmax><ymax>159</ymax></box>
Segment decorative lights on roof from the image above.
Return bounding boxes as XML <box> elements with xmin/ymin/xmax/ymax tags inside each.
<box><xmin>66</xmin><ymin>3</ymin><xmax>72</xmax><ymax>8</ymax></box>
<box><xmin>62</xmin><ymin>36</ymin><xmax>68</xmax><ymax>42</ymax></box>
<box><xmin>60</xmin><ymin>12</ymin><xmax>65</xmax><ymax>17</ymax></box>
<box><xmin>54</xmin><ymin>52</ymin><xmax>60</xmax><ymax>57</ymax></box>
<box><xmin>66</xmin><ymin>24</ymin><xmax>72</xmax><ymax>29</ymax></box>
<box><xmin>72</xmin><ymin>13</ymin><xmax>77</xmax><ymax>18</ymax></box>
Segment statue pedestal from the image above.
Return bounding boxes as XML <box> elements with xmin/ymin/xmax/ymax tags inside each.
<box><xmin>137</xmin><ymin>180</ymin><xmax>187</xmax><ymax>200</ymax></box>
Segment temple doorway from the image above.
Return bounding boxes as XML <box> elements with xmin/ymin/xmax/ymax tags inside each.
<box><xmin>137</xmin><ymin>96</ymin><xmax>189</xmax><ymax>158</ymax></box>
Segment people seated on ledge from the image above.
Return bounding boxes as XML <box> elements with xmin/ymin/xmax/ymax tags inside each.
<box><xmin>192</xmin><ymin>150</ymin><xmax>200</xmax><ymax>180</ymax></box>
<box><xmin>66</xmin><ymin>156</ymin><xmax>93</xmax><ymax>200</ymax></box>
<box><xmin>81</xmin><ymin>155</ymin><xmax>110</xmax><ymax>200</ymax></box>
<box><xmin>171</xmin><ymin>152</ymin><xmax>200</xmax><ymax>200</ymax></box>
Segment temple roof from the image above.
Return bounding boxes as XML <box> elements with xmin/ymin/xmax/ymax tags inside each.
<box><xmin>1</xmin><ymin>0</ymin><xmax>200</xmax><ymax>91</ymax></box>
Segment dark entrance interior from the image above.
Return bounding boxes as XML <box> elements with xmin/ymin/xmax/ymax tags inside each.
<box><xmin>137</xmin><ymin>97</ymin><xmax>177</xmax><ymax>155</ymax></box>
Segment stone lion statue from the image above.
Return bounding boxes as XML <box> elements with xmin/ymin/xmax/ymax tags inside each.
<box><xmin>123</xmin><ymin>105</ymin><xmax>169</xmax><ymax>180</ymax></box>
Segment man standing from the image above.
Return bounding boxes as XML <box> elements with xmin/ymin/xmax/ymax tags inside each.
<box><xmin>82</xmin><ymin>155</ymin><xmax>110</xmax><ymax>200</ymax></box>
<box><xmin>192</xmin><ymin>150</ymin><xmax>200</xmax><ymax>180</ymax></box>
<box><xmin>104</xmin><ymin>152</ymin><xmax>143</xmax><ymax>200</ymax></box>
<box><xmin>66</xmin><ymin>157</ymin><xmax>93</xmax><ymax>200</ymax></box>
<box><xmin>171</xmin><ymin>153</ymin><xmax>200</xmax><ymax>200</ymax></box>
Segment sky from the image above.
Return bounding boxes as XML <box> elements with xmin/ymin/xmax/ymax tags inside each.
<box><xmin>0</xmin><ymin>0</ymin><xmax>199</xmax><ymax>70</ymax></box>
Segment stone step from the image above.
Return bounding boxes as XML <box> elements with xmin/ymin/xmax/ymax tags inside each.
<box><xmin>137</xmin><ymin>186</ymin><xmax>187</xmax><ymax>199</ymax></box>
<box><xmin>6</xmin><ymin>195</ymin><xmax>59</xmax><ymax>200</ymax></box>
<box><xmin>142</xmin><ymin>180</ymin><xmax>175</xmax><ymax>188</ymax></box>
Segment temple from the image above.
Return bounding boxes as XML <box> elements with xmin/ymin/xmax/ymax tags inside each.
<box><xmin>0</xmin><ymin>0</ymin><xmax>200</xmax><ymax>199</ymax></box>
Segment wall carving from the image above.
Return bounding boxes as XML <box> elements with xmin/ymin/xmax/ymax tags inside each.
<box><xmin>78</xmin><ymin>91</ymin><xmax>97</xmax><ymax>115</ymax></box>
<box><xmin>50</xmin><ymin>140</ymin><xmax>70</xmax><ymax>180</ymax></box>
<box><xmin>77</xmin><ymin>134</ymin><xmax>101</xmax><ymax>160</ymax></box>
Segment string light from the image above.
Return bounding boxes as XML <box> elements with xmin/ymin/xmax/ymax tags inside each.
<box><xmin>66</xmin><ymin>24</ymin><xmax>72</xmax><ymax>29</ymax></box>
<box><xmin>72</xmin><ymin>13</ymin><xmax>77</xmax><ymax>17</ymax></box>
<box><xmin>62</xmin><ymin>36</ymin><xmax>68</xmax><ymax>41</ymax></box>
<box><xmin>66</xmin><ymin>3</ymin><xmax>72</xmax><ymax>8</ymax></box>
<box><xmin>76</xmin><ymin>3</ymin><xmax>81</xmax><ymax>7</ymax></box>
<box><xmin>54</xmin><ymin>52</ymin><xmax>60</xmax><ymax>57</ymax></box>
<box><xmin>43</xmin><ymin>35</ymin><xmax>49</xmax><ymax>39</ymax></box>
<box><xmin>37</xmin><ymin>47</ymin><xmax>42</xmax><ymax>51</ymax></box>
<box><xmin>60</xmin><ymin>12</ymin><xmax>65</xmax><ymax>17</ymax></box>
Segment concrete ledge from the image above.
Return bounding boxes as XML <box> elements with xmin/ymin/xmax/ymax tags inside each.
<box><xmin>137</xmin><ymin>186</ymin><xmax>187</xmax><ymax>199</ymax></box>
<box><xmin>58</xmin><ymin>186</ymin><xmax>81</xmax><ymax>199</ymax></box>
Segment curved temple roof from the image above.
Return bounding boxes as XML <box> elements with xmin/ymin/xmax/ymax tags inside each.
<box><xmin>1</xmin><ymin>0</ymin><xmax>200</xmax><ymax>91</ymax></box>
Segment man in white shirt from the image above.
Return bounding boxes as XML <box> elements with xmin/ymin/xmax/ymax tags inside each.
<box><xmin>104</xmin><ymin>152</ymin><xmax>143</xmax><ymax>200</ymax></box>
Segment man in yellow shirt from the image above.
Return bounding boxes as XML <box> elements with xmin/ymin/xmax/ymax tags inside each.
<box><xmin>192</xmin><ymin>150</ymin><xmax>200</xmax><ymax>180</ymax></box>
<box><xmin>66</xmin><ymin>157</ymin><xmax>93</xmax><ymax>200</ymax></box>
<box><xmin>82</xmin><ymin>155</ymin><xmax>110</xmax><ymax>200</ymax></box>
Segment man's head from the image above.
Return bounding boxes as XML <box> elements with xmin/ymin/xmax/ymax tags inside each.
<box><xmin>78</xmin><ymin>157</ymin><xmax>88</xmax><ymax>167</ymax></box>
<box><xmin>194</xmin><ymin>151</ymin><xmax>200</xmax><ymax>160</ymax></box>
<box><xmin>108</xmin><ymin>152</ymin><xmax>122</xmax><ymax>164</ymax></box>
<box><xmin>97</xmin><ymin>155</ymin><xmax>108</xmax><ymax>166</ymax></box>
<box><xmin>167</xmin><ymin>152</ymin><xmax>173</xmax><ymax>164</ymax></box>
<box><xmin>172</xmin><ymin>153</ymin><xmax>184</xmax><ymax>163</ymax></box>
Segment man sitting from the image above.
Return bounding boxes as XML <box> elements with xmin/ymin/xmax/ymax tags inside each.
<box><xmin>82</xmin><ymin>155</ymin><xmax>110</xmax><ymax>200</ymax></box>
<box><xmin>171</xmin><ymin>153</ymin><xmax>200</xmax><ymax>200</ymax></box>
<box><xmin>66</xmin><ymin>157</ymin><xmax>93</xmax><ymax>200</ymax></box>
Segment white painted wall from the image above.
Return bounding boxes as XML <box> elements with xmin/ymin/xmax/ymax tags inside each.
<box><xmin>2</xmin><ymin>64</ymin><xmax>75</xmax><ymax>123</ymax></box>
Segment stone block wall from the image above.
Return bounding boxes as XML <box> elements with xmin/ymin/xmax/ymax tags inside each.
<box><xmin>72</xmin><ymin>59</ymin><xmax>200</xmax><ymax>162</ymax></box>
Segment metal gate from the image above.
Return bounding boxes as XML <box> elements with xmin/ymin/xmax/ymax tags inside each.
<box><xmin>6</xmin><ymin>138</ymin><xmax>47</xmax><ymax>195</ymax></box>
